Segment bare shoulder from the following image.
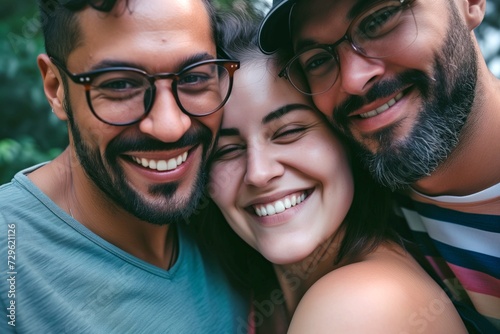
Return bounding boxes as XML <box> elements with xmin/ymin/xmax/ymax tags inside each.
<box><xmin>288</xmin><ymin>246</ymin><xmax>467</xmax><ymax>334</ymax></box>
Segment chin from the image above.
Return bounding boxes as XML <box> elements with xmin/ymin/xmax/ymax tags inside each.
<box><xmin>263</xmin><ymin>250</ymin><xmax>310</xmax><ymax>266</ymax></box>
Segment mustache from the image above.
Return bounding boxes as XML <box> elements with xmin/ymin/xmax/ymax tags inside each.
<box><xmin>333</xmin><ymin>70</ymin><xmax>431</xmax><ymax>124</ymax></box>
<box><xmin>106</xmin><ymin>127</ymin><xmax>213</xmax><ymax>156</ymax></box>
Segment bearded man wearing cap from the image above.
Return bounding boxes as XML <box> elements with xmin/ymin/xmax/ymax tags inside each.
<box><xmin>259</xmin><ymin>0</ymin><xmax>500</xmax><ymax>332</ymax></box>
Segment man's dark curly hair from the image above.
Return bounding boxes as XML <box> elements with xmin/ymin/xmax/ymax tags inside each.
<box><xmin>37</xmin><ymin>0</ymin><xmax>217</xmax><ymax>63</ymax></box>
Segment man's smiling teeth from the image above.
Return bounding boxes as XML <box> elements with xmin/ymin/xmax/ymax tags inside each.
<box><xmin>254</xmin><ymin>192</ymin><xmax>307</xmax><ymax>217</ymax></box>
<box><xmin>359</xmin><ymin>92</ymin><xmax>404</xmax><ymax>119</ymax></box>
<box><xmin>132</xmin><ymin>152</ymin><xmax>188</xmax><ymax>171</ymax></box>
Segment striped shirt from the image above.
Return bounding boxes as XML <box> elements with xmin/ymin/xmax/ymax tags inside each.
<box><xmin>396</xmin><ymin>182</ymin><xmax>500</xmax><ymax>331</ymax></box>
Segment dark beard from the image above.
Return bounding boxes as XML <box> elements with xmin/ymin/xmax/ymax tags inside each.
<box><xmin>64</xmin><ymin>97</ymin><xmax>213</xmax><ymax>225</ymax></box>
<box><xmin>333</xmin><ymin>4</ymin><xmax>477</xmax><ymax>190</ymax></box>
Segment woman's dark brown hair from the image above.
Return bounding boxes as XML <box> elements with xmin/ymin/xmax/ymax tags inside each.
<box><xmin>193</xmin><ymin>7</ymin><xmax>401</xmax><ymax>298</ymax></box>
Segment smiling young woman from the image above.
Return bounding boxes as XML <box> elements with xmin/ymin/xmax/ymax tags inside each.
<box><xmin>195</xmin><ymin>10</ymin><xmax>468</xmax><ymax>334</ymax></box>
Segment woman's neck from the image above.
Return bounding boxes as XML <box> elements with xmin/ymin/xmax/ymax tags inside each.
<box><xmin>273</xmin><ymin>234</ymin><xmax>342</xmax><ymax>315</ymax></box>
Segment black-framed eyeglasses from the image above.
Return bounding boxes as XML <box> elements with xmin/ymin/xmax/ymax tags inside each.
<box><xmin>279</xmin><ymin>0</ymin><xmax>418</xmax><ymax>96</ymax></box>
<box><xmin>51</xmin><ymin>57</ymin><xmax>240</xmax><ymax>126</ymax></box>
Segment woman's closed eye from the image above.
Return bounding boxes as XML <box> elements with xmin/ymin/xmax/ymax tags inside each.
<box><xmin>272</xmin><ymin>124</ymin><xmax>309</xmax><ymax>143</ymax></box>
<box><xmin>212</xmin><ymin>143</ymin><xmax>246</xmax><ymax>161</ymax></box>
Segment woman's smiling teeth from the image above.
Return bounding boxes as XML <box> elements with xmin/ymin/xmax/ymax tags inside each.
<box><xmin>359</xmin><ymin>92</ymin><xmax>404</xmax><ymax>119</ymax></box>
<box><xmin>131</xmin><ymin>151</ymin><xmax>188</xmax><ymax>171</ymax></box>
<box><xmin>253</xmin><ymin>192</ymin><xmax>307</xmax><ymax>217</ymax></box>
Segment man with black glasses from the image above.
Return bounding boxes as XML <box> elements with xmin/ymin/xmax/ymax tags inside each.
<box><xmin>0</xmin><ymin>0</ymin><xmax>246</xmax><ymax>332</ymax></box>
<box><xmin>259</xmin><ymin>0</ymin><xmax>499</xmax><ymax>332</ymax></box>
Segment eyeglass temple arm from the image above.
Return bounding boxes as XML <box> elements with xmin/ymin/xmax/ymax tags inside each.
<box><xmin>49</xmin><ymin>56</ymin><xmax>87</xmax><ymax>84</ymax></box>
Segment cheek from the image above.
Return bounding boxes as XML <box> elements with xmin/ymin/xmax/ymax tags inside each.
<box><xmin>208</xmin><ymin>161</ymin><xmax>242</xmax><ymax>208</ymax></box>
<box><xmin>209</xmin><ymin>162</ymin><xmax>257</xmax><ymax>247</ymax></box>
<box><xmin>66</xmin><ymin>87</ymin><xmax>117</xmax><ymax>149</ymax></box>
<box><xmin>83</xmin><ymin>122</ymin><xmax>120</xmax><ymax>156</ymax></box>
<box><xmin>313</xmin><ymin>138</ymin><xmax>354</xmax><ymax>206</ymax></box>
<box><xmin>312</xmin><ymin>95</ymin><xmax>335</xmax><ymax>119</ymax></box>
<box><xmin>330</xmin><ymin>163</ymin><xmax>354</xmax><ymax>211</ymax></box>
<box><xmin>200</xmin><ymin>111</ymin><xmax>223</xmax><ymax>136</ymax></box>
<box><xmin>309</xmin><ymin>132</ymin><xmax>348</xmax><ymax>163</ymax></box>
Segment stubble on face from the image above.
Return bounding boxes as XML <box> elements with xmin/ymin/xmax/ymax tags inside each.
<box><xmin>333</xmin><ymin>3</ymin><xmax>478</xmax><ymax>190</ymax></box>
<box><xmin>63</xmin><ymin>92</ymin><xmax>213</xmax><ymax>225</ymax></box>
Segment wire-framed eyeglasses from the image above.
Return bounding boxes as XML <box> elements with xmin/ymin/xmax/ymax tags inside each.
<box><xmin>279</xmin><ymin>0</ymin><xmax>418</xmax><ymax>96</ymax></box>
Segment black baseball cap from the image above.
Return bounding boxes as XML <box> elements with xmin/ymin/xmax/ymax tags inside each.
<box><xmin>258</xmin><ymin>0</ymin><xmax>296</xmax><ymax>54</ymax></box>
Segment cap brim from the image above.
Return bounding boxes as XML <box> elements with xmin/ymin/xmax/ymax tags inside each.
<box><xmin>258</xmin><ymin>0</ymin><xmax>296</xmax><ymax>55</ymax></box>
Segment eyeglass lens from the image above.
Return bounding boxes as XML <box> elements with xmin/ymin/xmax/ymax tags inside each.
<box><xmin>287</xmin><ymin>0</ymin><xmax>417</xmax><ymax>95</ymax></box>
<box><xmin>87</xmin><ymin>62</ymin><xmax>232</xmax><ymax>125</ymax></box>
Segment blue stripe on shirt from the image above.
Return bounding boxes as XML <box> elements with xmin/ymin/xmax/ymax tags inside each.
<box><xmin>412</xmin><ymin>202</ymin><xmax>500</xmax><ymax>233</ymax></box>
<box><xmin>431</xmin><ymin>239</ymin><xmax>500</xmax><ymax>279</ymax></box>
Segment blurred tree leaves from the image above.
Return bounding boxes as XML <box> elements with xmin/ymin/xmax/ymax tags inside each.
<box><xmin>0</xmin><ymin>2</ymin><xmax>66</xmax><ymax>183</ymax></box>
<box><xmin>0</xmin><ymin>0</ymin><xmax>269</xmax><ymax>183</ymax></box>
<box><xmin>0</xmin><ymin>0</ymin><xmax>498</xmax><ymax>183</ymax></box>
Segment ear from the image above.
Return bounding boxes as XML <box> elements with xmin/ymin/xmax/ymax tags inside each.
<box><xmin>460</xmin><ymin>0</ymin><xmax>486</xmax><ymax>30</ymax></box>
<box><xmin>37</xmin><ymin>54</ymin><xmax>68</xmax><ymax>121</ymax></box>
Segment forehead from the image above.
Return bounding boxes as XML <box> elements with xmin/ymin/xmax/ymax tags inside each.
<box><xmin>69</xmin><ymin>0</ymin><xmax>214</xmax><ymax>71</ymax></box>
<box><xmin>295</xmin><ymin>0</ymin><xmax>375</xmax><ymax>19</ymax></box>
<box><xmin>222</xmin><ymin>59</ymin><xmax>313</xmax><ymax>127</ymax></box>
<box><xmin>292</xmin><ymin>0</ymin><xmax>373</xmax><ymax>45</ymax></box>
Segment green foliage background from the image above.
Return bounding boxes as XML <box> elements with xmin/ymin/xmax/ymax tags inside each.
<box><xmin>0</xmin><ymin>0</ymin><xmax>498</xmax><ymax>184</ymax></box>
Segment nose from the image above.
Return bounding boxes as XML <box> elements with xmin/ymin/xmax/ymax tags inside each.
<box><xmin>336</xmin><ymin>43</ymin><xmax>384</xmax><ymax>95</ymax></box>
<box><xmin>138</xmin><ymin>82</ymin><xmax>192</xmax><ymax>142</ymax></box>
<box><xmin>243</xmin><ymin>145</ymin><xmax>284</xmax><ymax>187</ymax></box>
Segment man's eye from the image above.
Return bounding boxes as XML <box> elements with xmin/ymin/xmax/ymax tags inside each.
<box><xmin>356</xmin><ymin>5</ymin><xmax>402</xmax><ymax>39</ymax></box>
<box><xmin>92</xmin><ymin>70</ymin><xmax>147</xmax><ymax>91</ymax></box>
<box><xmin>303</xmin><ymin>52</ymin><xmax>334</xmax><ymax>74</ymax></box>
<box><xmin>92</xmin><ymin>78</ymin><xmax>145</xmax><ymax>101</ymax></box>
<box><xmin>178</xmin><ymin>73</ymin><xmax>209</xmax><ymax>86</ymax></box>
<box><xmin>97</xmin><ymin>79</ymin><xmax>139</xmax><ymax>90</ymax></box>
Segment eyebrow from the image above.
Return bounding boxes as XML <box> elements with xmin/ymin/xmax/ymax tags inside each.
<box><xmin>347</xmin><ymin>0</ymin><xmax>375</xmax><ymax>20</ymax></box>
<box><xmin>294</xmin><ymin>38</ymin><xmax>320</xmax><ymax>54</ymax></box>
<box><xmin>88</xmin><ymin>52</ymin><xmax>214</xmax><ymax>72</ymax></box>
<box><xmin>294</xmin><ymin>0</ymin><xmax>373</xmax><ymax>52</ymax></box>
<box><xmin>263</xmin><ymin>103</ymin><xmax>315</xmax><ymax>124</ymax></box>
<box><xmin>219</xmin><ymin>104</ymin><xmax>315</xmax><ymax>138</ymax></box>
<box><xmin>219</xmin><ymin>128</ymin><xmax>240</xmax><ymax>137</ymax></box>
<box><xmin>178</xmin><ymin>53</ymin><xmax>215</xmax><ymax>70</ymax></box>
